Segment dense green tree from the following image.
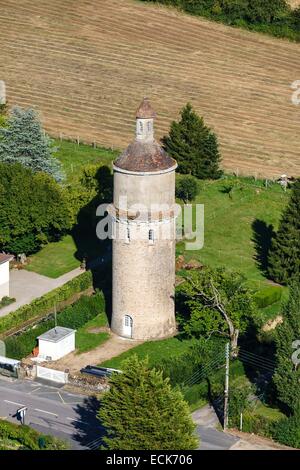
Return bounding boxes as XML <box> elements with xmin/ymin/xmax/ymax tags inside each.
<box><xmin>163</xmin><ymin>103</ymin><xmax>222</xmax><ymax>179</ymax></box>
<box><xmin>0</xmin><ymin>103</ymin><xmax>7</xmax><ymax>128</ymax></box>
<box><xmin>98</xmin><ymin>355</ymin><xmax>198</xmax><ymax>450</ymax></box>
<box><xmin>175</xmin><ymin>175</ymin><xmax>199</xmax><ymax>203</ymax></box>
<box><xmin>273</xmin><ymin>282</ymin><xmax>300</xmax><ymax>414</ymax></box>
<box><xmin>268</xmin><ymin>180</ymin><xmax>300</xmax><ymax>285</ymax></box>
<box><xmin>177</xmin><ymin>267</ymin><xmax>256</xmax><ymax>352</ymax></box>
<box><xmin>217</xmin><ymin>0</ymin><xmax>288</xmax><ymax>24</ymax></box>
<box><xmin>0</xmin><ymin>163</ymin><xmax>71</xmax><ymax>254</ymax></box>
<box><xmin>0</xmin><ymin>106</ymin><xmax>63</xmax><ymax>182</ymax></box>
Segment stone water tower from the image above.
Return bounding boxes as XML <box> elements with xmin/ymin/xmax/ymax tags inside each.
<box><xmin>109</xmin><ymin>98</ymin><xmax>178</xmax><ymax>340</ymax></box>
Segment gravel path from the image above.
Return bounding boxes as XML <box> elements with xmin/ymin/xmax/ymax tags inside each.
<box><xmin>48</xmin><ymin>333</ymin><xmax>142</xmax><ymax>373</ymax></box>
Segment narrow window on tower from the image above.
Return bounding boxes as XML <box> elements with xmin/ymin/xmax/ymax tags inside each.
<box><xmin>126</xmin><ymin>226</ymin><xmax>130</xmax><ymax>244</ymax></box>
<box><xmin>139</xmin><ymin>121</ymin><xmax>143</xmax><ymax>132</ymax></box>
<box><xmin>149</xmin><ymin>229</ymin><xmax>154</xmax><ymax>245</ymax></box>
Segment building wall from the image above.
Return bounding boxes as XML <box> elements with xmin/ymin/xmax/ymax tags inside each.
<box><xmin>114</xmin><ymin>169</ymin><xmax>175</xmax><ymax>210</ymax></box>
<box><xmin>39</xmin><ymin>334</ymin><xmax>75</xmax><ymax>361</ymax></box>
<box><xmin>111</xmin><ymin>167</ymin><xmax>177</xmax><ymax>340</ymax></box>
<box><xmin>0</xmin><ymin>262</ymin><xmax>9</xmax><ymax>299</ymax></box>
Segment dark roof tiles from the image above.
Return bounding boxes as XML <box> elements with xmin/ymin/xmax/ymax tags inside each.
<box><xmin>114</xmin><ymin>140</ymin><xmax>176</xmax><ymax>173</ymax></box>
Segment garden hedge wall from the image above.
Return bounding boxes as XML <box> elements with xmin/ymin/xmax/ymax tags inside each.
<box><xmin>0</xmin><ymin>419</ymin><xmax>67</xmax><ymax>450</ymax></box>
<box><xmin>0</xmin><ymin>270</ymin><xmax>93</xmax><ymax>336</ymax></box>
<box><xmin>5</xmin><ymin>291</ymin><xmax>105</xmax><ymax>360</ymax></box>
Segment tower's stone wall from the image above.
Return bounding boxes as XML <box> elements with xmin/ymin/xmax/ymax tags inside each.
<box><xmin>110</xmin><ymin>98</ymin><xmax>177</xmax><ymax>340</ymax></box>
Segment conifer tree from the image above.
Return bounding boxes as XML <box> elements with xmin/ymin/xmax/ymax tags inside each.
<box><xmin>163</xmin><ymin>103</ymin><xmax>222</xmax><ymax>179</ymax></box>
<box><xmin>273</xmin><ymin>281</ymin><xmax>300</xmax><ymax>414</ymax></box>
<box><xmin>0</xmin><ymin>106</ymin><xmax>63</xmax><ymax>182</ymax></box>
<box><xmin>268</xmin><ymin>180</ymin><xmax>300</xmax><ymax>284</ymax></box>
<box><xmin>98</xmin><ymin>355</ymin><xmax>198</xmax><ymax>450</ymax></box>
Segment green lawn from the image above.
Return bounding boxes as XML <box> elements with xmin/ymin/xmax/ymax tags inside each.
<box><xmin>76</xmin><ymin>313</ymin><xmax>110</xmax><ymax>354</ymax></box>
<box><xmin>177</xmin><ymin>176</ymin><xmax>288</xmax><ymax>283</ymax></box>
<box><xmin>54</xmin><ymin>139</ymin><xmax>117</xmax><ymax>183</ymax></box>
<box><xmin>101</xmin><ymin>336</ymin><xmax>194</xmax><ymax>369</ymax></box>
<box><xmin>27</xmin><ymin>143</ymin><xmax>289</xmax><ymax>283</ymax></box>
<box><xmin>26</xmin><ymin>235</ymin><xmax>80</xmax><ymax>278</ymax></box>
<box><xmin>25</xmin><ymin>140</ymin><xmax>116</xmax><ymax>278</ymax></box>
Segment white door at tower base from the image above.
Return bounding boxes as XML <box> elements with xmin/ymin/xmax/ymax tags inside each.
<box><xmin>124</xmin><ymin>315</ymin><xmax>133</xmax><ymax>338</ymax></box>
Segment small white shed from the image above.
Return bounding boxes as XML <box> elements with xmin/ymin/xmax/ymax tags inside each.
<box><xmin>37</xmin><ymin>327</ymin><xmax>76</xmax><ymax>361</ymax></box>
<box><xmin>0</xmin><ymin>254</ymin><xmax>13</xmax><ymax>300</ymax></box>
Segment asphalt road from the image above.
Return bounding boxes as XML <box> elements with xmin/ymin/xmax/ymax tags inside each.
<box><xmin>0</xmin><ymin>376</ymin><xmax>102</xmax><ymax>449</ymax></box>
<box><xmin>0</xmin><ymin>376</ymin><xmax>239</xmax><ymax>451</ymax></box>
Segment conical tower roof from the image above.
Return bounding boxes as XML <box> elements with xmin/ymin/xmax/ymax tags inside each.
<box><xmin>135</xmin><ymin>97</ymin><xmax>156</xmax><ymax>119</ymax></box>
<box><xmin>114</xmin><ymin>98</ymin><xmax>176</xmax><ymax>173</ymax></box>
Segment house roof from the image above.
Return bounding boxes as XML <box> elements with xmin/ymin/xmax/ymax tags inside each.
<box><xmin>37</xmin><ymin>326</ymin><xmax>76</xmax><ymax>343</ymax></box>
<box><xmin>0</xmin><ymin>254</ymin><xmax>13</xmax><ymax>265</ymax></box>
<box><xmin>113</xmin><ymin>140</ymin><xmax>176</xmax><ymax>173</ymax></box>
<box><xmin>135</xmin><ymin>97</ymin><xmax>156</xmax><ymax>119</ymax></box>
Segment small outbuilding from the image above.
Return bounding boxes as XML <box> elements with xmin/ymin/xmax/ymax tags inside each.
<box><xmin>0</xmin><ymin>253</ymin><xmax>13</xmax><ymax>300</ymax></box>
<box><xmin>37</xmin><ymin>326</ymin><xmax>76</xmax><ymax>361</ymax></box>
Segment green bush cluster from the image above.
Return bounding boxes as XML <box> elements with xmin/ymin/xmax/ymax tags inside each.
<box><xmin>158</xmin><ymin>338</ymin><xmax>226</xmax><ymax>387</ymax></box>
<box><xmin>5</xmin><ymin>291</ymin><xmax>105</xmax><ymax>360</ymax></box>
<box><xmin>0</xmin><ymin>270</ymin><xmax>93</xmax><ymax>336</ymax></box>
<box><xmin>253</xmin><ymin>286</ymin><xmax>282</xmax><ymax>308</ymax></box>
<box><xmin>241</xmin><ymin>411</ymin><xmax>278</xmax><ymax>437</ymax></box>
<box><xmin>141</xmin><ymin>1</ymin><xmax>300</xmax><ymax>41</ymax></box>
<box><xmin>182</xmin><ymin>382</ymin><xmax>209</xmax><ymax>405</ymax></box>
<box><xmin>0</xmin><ymin>296</ymin><xmax>15</xmax><ymax>309</ymax></box>
<box><xmin>273</xmin><ymin>413</ymin><xmax>300</xmax><ymax>448</ymax></box>
<box><xmin>0</xmin><ymin>419</ymin><xmax>67</xmax><ymax>450</ymax></box>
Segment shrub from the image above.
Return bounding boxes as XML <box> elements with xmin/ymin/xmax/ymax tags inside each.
<box><xmin>0</xmin><ymin>419</ymin><xmax>68</xmax><ymax>450</ymax></box>
<box><xmin>0</xmin><ymin>270</ymin><xmax>93</xmax><ymax>335</ymax></box>
<box><xmin>175</xmin><ymin>175</ymin><xmax>199</xmax><ymax>203</ymax></box>
<box><xmin>273</xmin><ymin>413</ymin><xmax>300</xmax><ymax>448</ymax></box>
<box><xmin>241</xmin><ymin>411</ymin><xmax>277</xmax><ymax>437</ymax></box>
<box><xmin>0</xmin><ymin>296</ymin><xmax>15</xmax><ymax>309</ymax></box>
<box><xmin>253</xmin><ymin>286</ymin><xmax>282</xmax><ymax>308</ymax></box>
<box><xmin>183</xmin><ymin>382</ymin><xmax>208</xmax><ymax>405</ymax></box>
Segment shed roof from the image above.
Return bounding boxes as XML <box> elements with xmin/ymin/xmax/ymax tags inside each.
<box><xmin>0</xmin><ymin>254</ymin><xmax>13</xmax><ymax>265</ymax></box>
<box><xmin>37</xmin><ymin>326</ymin><xmax>76</xmax><ymax>343</ymax></box>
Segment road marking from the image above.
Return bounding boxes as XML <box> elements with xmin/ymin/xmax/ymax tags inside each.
<box><xmin>34</xmin><ymin>408</ymin><xmax>58</xmax><ymax>417</ymax></box>
<box><xmin>4</xmin><ymin>400</ymin><xmax>26</xmax><ymax>407</ymax></box>
<box><xmin>30</xmin><ymin>387</ymin><xmax>41</xmax><ymax>393</ymax></box>
<box><xmin>57</xmin><ymin>391</ymin><xmax>66</xmax><ymax>405</ymax></box>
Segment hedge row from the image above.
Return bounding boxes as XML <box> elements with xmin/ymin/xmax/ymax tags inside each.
<box><xmin>253</xmin><ymin>285</ymin><xmax>282</xmax><ymax>309</ymax></box>
<box><xmin>0</xmin><ymin>270</ymin><xmax>93</xmax><ymax>336</ymax></box>
<box><xmin>0</xmin><ymin>419</ymin><xmax>67</xmax><ymax>450</ymax></box>
<box><xmin>5</xmin><ymin>291</ymin><xmax>106</xmax><ymax>360</ymax></box>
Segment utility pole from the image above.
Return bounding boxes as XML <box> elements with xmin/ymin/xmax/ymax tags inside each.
<box><xmin>224</xmin><ymin>342</ymin><xmax>230</xmax><ymax>431</ymax></box>
<box><xmin>54</xmin><ymin>303</ymin><xmax>57</xmax><ymax>333</ymax></box>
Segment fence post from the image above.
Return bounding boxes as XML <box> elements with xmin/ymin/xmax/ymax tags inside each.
<box><xmin>224</xmin><ymin>342</ymin><xmax>230</xmax><ymax>431</ymax></box>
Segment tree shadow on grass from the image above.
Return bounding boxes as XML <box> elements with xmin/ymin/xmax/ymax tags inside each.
<box><xmin>71</xmin><ymin>165</ymin><xmax>113</xmax><ymax>325</ymax></box>
<box><xmin>251</xmin><ymin>219</ymin><xmax>275</xmax><ymax>276</ymax></box>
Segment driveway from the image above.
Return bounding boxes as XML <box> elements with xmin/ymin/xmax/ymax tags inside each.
<box><xmin>0</xmin><ymin>267</ymin><xmax>83</xmax><ymax>318</ymax></box>
<box><xmin>192</xmin><ymin>405</ymin><xmax>240</xmax><ymax>450</ymax></box>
